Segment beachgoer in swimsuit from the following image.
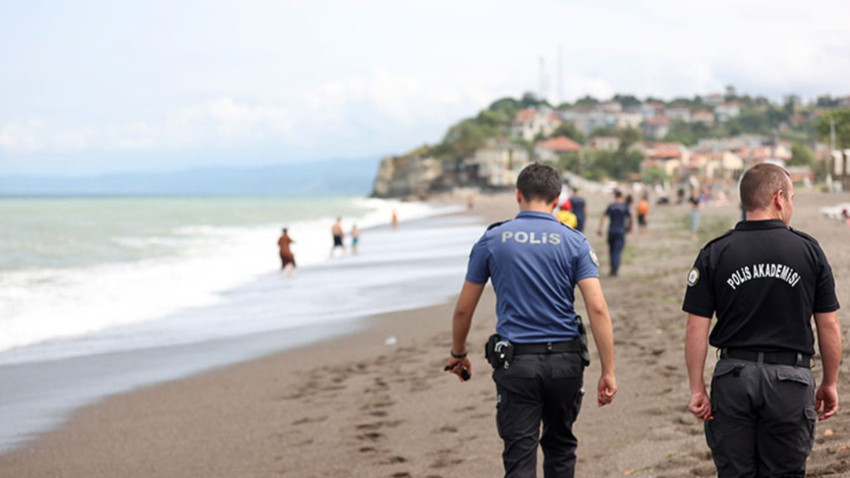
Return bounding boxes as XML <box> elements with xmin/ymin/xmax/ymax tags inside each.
<box><xmin>331</xmin><ymin>218</ymin><xmax>346</xmax><ymax>256</ymax></box>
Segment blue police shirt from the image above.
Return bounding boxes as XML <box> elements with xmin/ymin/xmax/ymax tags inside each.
<box><xmin>604</xmin><ymin>202</ymin><xmax>630</xmax><ymax>234</ymax></box>
<box><xmin>465</xmin><ymin>210</ymin><xmax>599</xmax><ymax>343</ymax></box>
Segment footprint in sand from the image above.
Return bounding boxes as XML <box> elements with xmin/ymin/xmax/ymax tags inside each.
<box><xmin>429</xmin><ymin>448</ymin><xmax>465</xmax><ymax>469</ymax></box>
<box><xmin>361</xmin><ymin>396</ymin><xmax>395</xmax><ymax>410</ymax></box>
<box><xmin>356</xmin><ymin>420</ymin><xmax>402</xmax><ymax>431</ymax></box>
<box><xmin>292</xmin><ymin>415</ymin><xmax>328</xmax><ymax>425</ymax></box>
<box><xmin>357</xmin><ymin>431</ymin><xmax>384</xmax><ymax>441</ymax></box>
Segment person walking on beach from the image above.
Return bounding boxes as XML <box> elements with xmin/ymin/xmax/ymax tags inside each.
<box><xmin>277</xmin><ymin>228</ymin><xmax>295</xmax><ymax>276</ymax></box>
<box><xmin>597</xmin><ymin>190</ymin><xmax>632</xmax><ymax>277</ymax></box>
<box><xmin>445</xmin><ymin>163</ymin><xmax>617</xmax><ymax>477</ymax></box>
<box><xmin>330</xmin><ymin>218</ymin><xmax>346</xmax><ymax>257</ymax></box>
<box><xmin>636</xmin><ymin>192</ymin><xmax>650</xmax><ymax>238</ymax></box>
<box><xmin>556</xmin><ymin>198</ymin><xmax>578</xmax><ymax>228</ymax></box>
<box><xmin>683</xmin><ymin>163</ymin><xmax>841</xmax><ymax>477</ymax></box>
<box><xmin>350</xmin><ymin>224</ymin><xmax>360</xmax><ymax>255</ymax></box>
<box><xmin>688</xmin><ymin>188</ymin><xmax>702</xmax><ymax>240</ymax></box>
<box><xmin>569</xmin><ymin>187</ymin><xmax>586</xmax><ymax>232</ymax></box>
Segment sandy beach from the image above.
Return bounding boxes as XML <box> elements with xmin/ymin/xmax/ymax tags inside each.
<box><xmin>2</xmin><ymin>188</ymin><xmax>850</xmax><ymax>477</ymax></box>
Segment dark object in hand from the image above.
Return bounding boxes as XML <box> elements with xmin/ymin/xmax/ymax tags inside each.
<box><xmin>444</xmin><ymin>364</ymin><xmax>471</xmax><ymax>381</ymax></box>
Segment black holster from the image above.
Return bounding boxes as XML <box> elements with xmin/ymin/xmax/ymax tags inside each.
<box><xmin>485</xmin><ymin>334</ymin><xmax>514</xmax><ymax>370</ymax></box>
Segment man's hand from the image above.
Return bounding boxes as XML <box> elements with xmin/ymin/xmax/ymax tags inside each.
<box><xmin>444</xmin><ymin>357</ymin><xmax>472</xmax><ymax>382</ymax></box>
<box><xmin>688</xmin><ymin>389</ymin><xmax>713</xmax><ymax>421</ymax></box>
<box><xmin>597</xmin><ymin>373</ymin><xmax>617</xmax><ymax>406</ymax></box>
<box><xmin>816</xmin><ymin>382</ymin><xmax>839</xmax><ymax>421</ymax></box>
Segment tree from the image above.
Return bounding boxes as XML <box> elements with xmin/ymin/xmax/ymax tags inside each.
<box><xmin>816</xmin><ymin>109</ymin><xmax>850</xmax><ymax>150</ymax></box>
<box><xmin>439</xmin><ymin>119</ymin><xmax>490</xmax><ymax>160</ymax></box>
<box><xmin>613</xmin><ymin>94</ymin><xmax>641</xmax><ymax>109</ymax></box>
<box><xmin>663</xmin><ymin>121</ymin><xmax>698</xmax><ymax>146</ymax></box>
<box><xmin>574</xmin><ymin>95</ymin><xmax>599</xmax><ymax>108</ymax></box>
<box><xmin>616</xmin><ymin>127</ymin><xmax>642</xmax><ymax>151</ymax></box>
<box><xmin>589</xmin><ymin>127</ymin><xmax>616</xmax><ymax>138</ymax></box>
<box><xmin>754</xmin><ymin>96</ymin><xmax>770</xmax><ymax>107</ymax></box>
<box><xmin>558</xmin><ymin>152</ymin><xmax>583</xmax><ymax>174</ymax></box>
<box><xmin>789</xmin><ymin>143</ymin><xmax>816</xmax><ymax>167</ymax></box>
<box><xmin>520</xmin><ymin>92</ymin><xmax>543</xmax><ymax>109</ymax></box>
<box><xmin>816</xmin><ymin>95</ymin><xmax>838</xmax><ymax>108</ymax></box>
<box><xmin>488</xmin><ymin>97</ymin><xmax>521</xmax><ymax>116</ymax></box>
<box><xmin>476</xmin><ymin>109</ymin><xmax>509</xmax><ymax>130</ymax></box>
<box><xmin>550</xmin><ymin>122</ymin><xmax>586</xmax><ymax>144</ymax></box>
<box><xmin>584</xmin><ymin>149</ymin><xmax>643</xmax><ymax>181</ymax></box>
<box><xmin>669</xmin><ymin>97</ymin><xmax>695</xmax><ymax>108</ymax></box>
<box><xmin>642</xmin><ymin>166</ymin><xmax>670</xmax><ymax>185</ymax></box>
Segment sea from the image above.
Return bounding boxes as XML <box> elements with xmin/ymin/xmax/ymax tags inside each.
<box><xmin>0</xmin><ymin>195</ymin><xmax>487</xmax><ymax>453</ymax></box>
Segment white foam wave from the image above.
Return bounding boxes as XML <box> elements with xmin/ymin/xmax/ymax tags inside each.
<box><xmin>0</xmin><ymin>198</ymin><xmax>466</xmax><ymax>358</ymax></box>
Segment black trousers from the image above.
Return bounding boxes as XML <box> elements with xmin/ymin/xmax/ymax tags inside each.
<box><xmin>493</xmin><ymin>352</ymin><xmax>584</xmax><ymax>478</ymax></box>
<box><xmin>707</xmin><ymin>358</ymin><xmax>817</xmax><ymax>477</ymax></box>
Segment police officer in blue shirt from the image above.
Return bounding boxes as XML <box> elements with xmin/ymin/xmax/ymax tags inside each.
<box><xmin>445</xmin><ymin>163</ymin><xmax>617</xmax><ymax>478</ymax></box>
<box><xmin>597</xmin><ymin>190</ymin><xmax>632</xmax><ymax>277</ymax></box>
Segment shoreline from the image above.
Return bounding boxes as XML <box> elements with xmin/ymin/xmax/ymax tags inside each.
<box><xmin>2</xmin><ymin>189</ymin><xmax>849</xmax><ymax>477</ymax></box>
<box><xmin>0</xmin><ymin>197</ymin><xmax>488</xmax><ymax>456</ymax></box>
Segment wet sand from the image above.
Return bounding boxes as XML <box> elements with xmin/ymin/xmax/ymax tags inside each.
<box><xmin>1</xmin><ymin>189</ymin><xmax>849</xmax><ymax>477</ymax></box>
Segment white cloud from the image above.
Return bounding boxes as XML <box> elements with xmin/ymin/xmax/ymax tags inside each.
<box><xmin>2</xmin><ymin>0</ymin><xmax>850</xmax><ymax>174</ymax></box>
<box><xmin>0</xmin><ymin>121</ymin><xmax>45</xmax><ymax>153</ymax></box>
<box><xmin>206</xmin><ymin>97</ymin><xmax>294</xmax><ymax>139</ymax></box>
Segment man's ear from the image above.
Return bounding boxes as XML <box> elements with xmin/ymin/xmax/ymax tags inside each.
<box><xmin>773</xmin><ymin>189</ymin><xmax>785</xmax><ymax>211</ymax></box>
<box><xmin>516</xmin><ymin>189</ymin><xmax>523</xmax><ymax>204</ymax></box>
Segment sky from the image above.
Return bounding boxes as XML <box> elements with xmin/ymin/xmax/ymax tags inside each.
<box><xmin>1</xmin><ymin>0</ymin><xmax>849</xmax><ymax>176</ymax></box>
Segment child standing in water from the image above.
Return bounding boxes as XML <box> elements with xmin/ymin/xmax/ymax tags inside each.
<box><xmin>351</xmin><ymin>224</ymin><xmax>361</xmax><ymax>254</ymax></box>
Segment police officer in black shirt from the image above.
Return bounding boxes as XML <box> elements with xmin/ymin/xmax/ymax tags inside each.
<box><xmin>683</xmin><ymin>163</ymin><xmax>842</xmax><ymax>477</ymax></box>
<box><xmin>445</xmin><ymin>163</ymin><xmax>617</xmax><ymax>477</ymax></box>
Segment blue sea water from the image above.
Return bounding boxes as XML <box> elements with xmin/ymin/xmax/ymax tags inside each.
<box><xmin>0</xmin><ymin>195</ymin><xmax>486</xmax><ymax>453</ymax></box>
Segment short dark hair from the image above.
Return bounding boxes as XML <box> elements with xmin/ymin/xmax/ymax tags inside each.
<box><xmin>740</xmin><ymin>163</ymin><xmax>790</xmax><ymax>211</ymax></box>
<box><xmin>516</xmin><ymin>163</ymin><xmax>561</xmax><ymax>203</ymax></box>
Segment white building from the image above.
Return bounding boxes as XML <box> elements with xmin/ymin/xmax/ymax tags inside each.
<box><xmin>470</xmin><ymin>140</ymin><xmax>531</xmax><ymax>187</ymax></box>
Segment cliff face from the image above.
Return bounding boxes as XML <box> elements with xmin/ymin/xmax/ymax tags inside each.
<box><xmin>371</xmin><ymin>155</ymin><xmax>444</xmax><ymax>198</ymax></box>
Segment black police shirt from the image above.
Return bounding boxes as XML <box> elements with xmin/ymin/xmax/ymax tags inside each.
<box><xmin>682</xmin><ymin>219</ymin><xmax>840</xmax><ymax>355</ymax></box>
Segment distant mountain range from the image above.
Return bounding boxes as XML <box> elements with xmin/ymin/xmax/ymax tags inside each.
<box><xmin>0</xmin><ymin>157</ymin><xmax>381</xmax><ymax>197</ymax></box>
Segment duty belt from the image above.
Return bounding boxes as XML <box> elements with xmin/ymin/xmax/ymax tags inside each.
<box><xmin>513</xmin><ymin>340</ymin><xmax>581</xmax><ymax>355</ymax></box>
<box><xmin>720</xmin><ymin>348</ymin><xmax>811</xmax><ymax>368</ymax></box>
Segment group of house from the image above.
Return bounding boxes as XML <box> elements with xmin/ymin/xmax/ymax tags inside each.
<box><xmin>513</xmin><ymin>94</ymin><xmax>742</xmax><ymax>143</ymax></box>
<box><xmin>466</xmin><ymin>97</ymin><xmax>808</xmax><ymax>188</ymax></box>
<box><xmin>373</xmin><ymin>97</ymin><xmax>848</xmax><ymax>198</ymax></box>
<box><xmin>467</xmin><ymin>133</ymin><xmax>794</xmax><ymax>189</ymax></box>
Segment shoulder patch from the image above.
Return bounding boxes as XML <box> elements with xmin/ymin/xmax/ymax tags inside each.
<box><xmin>589</xmin><ymin>249</ymin><xmax>599</xmax><ymax>267</ymax></box>
<box><xmin>486</xmin><ymin>220</ymin><xmax>511</xmax><ymax>231</ymax></box>
<box><xmin>687</xmin><ymin>267</ymin><xmax>700</xmax><ymax>287</ymax></box>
